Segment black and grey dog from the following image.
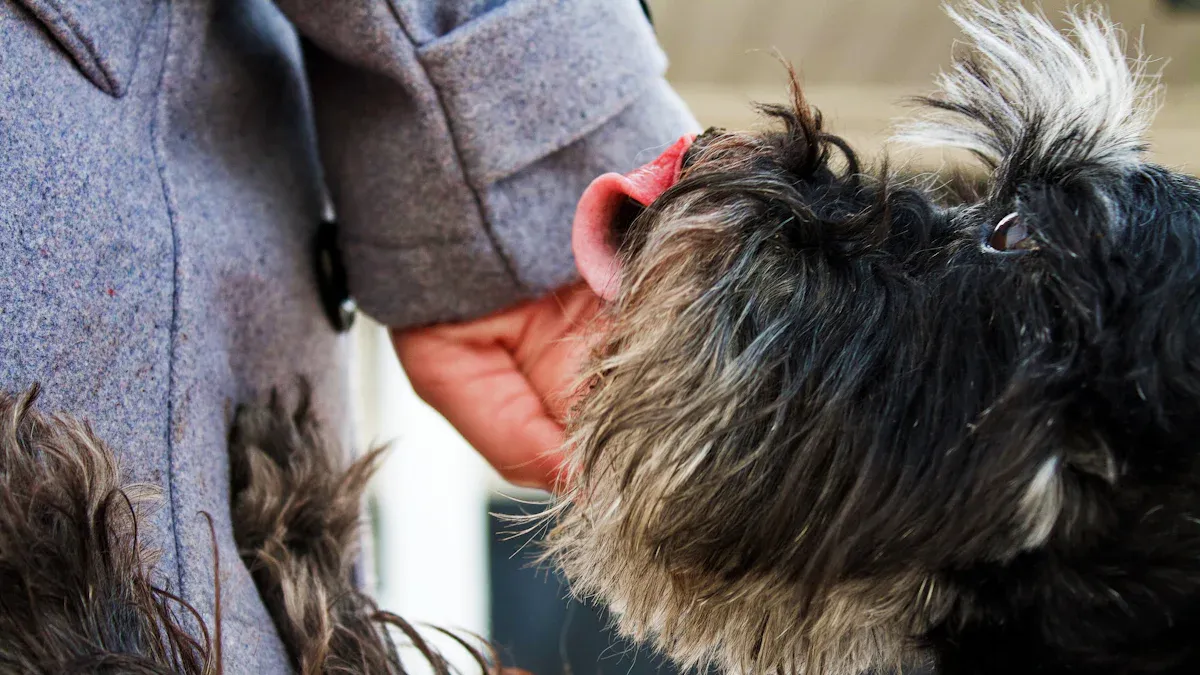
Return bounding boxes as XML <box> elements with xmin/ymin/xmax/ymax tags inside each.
<box><xmin>550</xmin><ymin>3</ymin><xmax>1200</xmax><ymax>675</ymax></box>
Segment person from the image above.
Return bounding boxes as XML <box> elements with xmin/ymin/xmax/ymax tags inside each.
<box><xmin>0</xmin><ymin>0</ymin><xmax>697</xmax><ymax>669</ymax></box>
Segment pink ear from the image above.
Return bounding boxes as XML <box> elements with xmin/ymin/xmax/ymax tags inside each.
<box><xmin>572</xmin><ymin>134</ymin><xmax>698</xmax><ymax>301</ymax></box>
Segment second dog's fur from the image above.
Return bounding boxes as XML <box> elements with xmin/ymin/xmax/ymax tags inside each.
<box><xmin>0</xmin><ymin>384</ymin><xmax>482</xmax><ymax>674</ymax></box>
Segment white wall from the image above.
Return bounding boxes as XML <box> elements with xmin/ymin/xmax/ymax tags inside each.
<box><xmin>351</xmin><ymin>317</ymin><xmax>498</xmax><ymax>674</ymax></box>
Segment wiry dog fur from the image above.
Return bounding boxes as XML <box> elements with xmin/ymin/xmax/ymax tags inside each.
<box><xmin>0</xmin><ymin>383</ymin><xmax>486</xmax><ymax>675</ymax></box>
<box><xmin>0</xmin><ymin>385</ymin><xmax>213</xmax><ymax>674</ymax></box>
<box><xmin>228</xmin><ymin>385</ymin><xmax>490</xmax><ymax>675</ymax></box>
<box><xmin>546</xmin><ymin>3</ymin><xmax>1200</xmax><ymax>675</ymax></box>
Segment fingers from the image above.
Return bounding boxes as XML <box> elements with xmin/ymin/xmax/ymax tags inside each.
<box><xmin>393</xmin><ymin>328</ymin><xmax>566</xmax><ymax>491</ymax></box>
<box><xmin>391</xmin><ymin>283</ymin><xmax>603</xmax><ymax>492</ymax></box>
<box><xmin>512</xmin><ymin>285</ymin><xmax>604</xmax><ymax>422</ymax></box>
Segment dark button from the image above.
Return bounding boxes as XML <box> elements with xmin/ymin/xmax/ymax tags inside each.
<box><xmin>312</xmin><ymin>219</ymin><xmax>357</xmax><ymax>333</ymax></box>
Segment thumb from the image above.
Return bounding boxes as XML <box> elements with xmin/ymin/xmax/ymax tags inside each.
<box><xmin>393</xmin><ymin>328</ymin><xmax>567</xmax><ymax>491</ymax></box>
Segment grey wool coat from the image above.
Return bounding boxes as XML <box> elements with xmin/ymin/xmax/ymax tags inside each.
<box><xmin>0</xmin><ymin>0</ymin><xmax>697</xmax><ymax>670</ymax></box>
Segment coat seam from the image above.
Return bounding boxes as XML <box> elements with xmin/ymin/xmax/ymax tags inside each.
<box><xmin>147</xmin><ymin>0</ymin><xmax>186</xmax><ymax>601</ymax></box>
<box><xmin>382</xmin><ymin>0</ymin><xmax>527</xmax><ymax>295</ymax></box>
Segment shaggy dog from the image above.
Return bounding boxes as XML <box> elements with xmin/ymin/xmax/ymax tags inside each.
<box><xmin>0</xmin><ymin>384</ymin><xmax>485</xmax><ymax>674</ymax></box>
<box><xmin>547</xmin><ymin>3</ymin><xmax>1200</xmax><ymax>675</ymax></box>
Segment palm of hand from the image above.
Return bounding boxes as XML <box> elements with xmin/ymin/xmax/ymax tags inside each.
<box><xmin>392</xmin><ymin>283</ymin><xmax>600</xmax><ymax>490</ymax></box>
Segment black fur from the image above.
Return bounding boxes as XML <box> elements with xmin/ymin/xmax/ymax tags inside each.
<box><xmin>683</xmin><ymin>89</ymin><xmax>1198</xmax><ymax>674</ymax></box>
<box><xmin>553</xmin><ymin>34</ymin><xmax>1200</xmax><ymax>675</ymax></box>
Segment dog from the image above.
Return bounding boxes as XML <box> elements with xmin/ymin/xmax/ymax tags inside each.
<box><xmin>5</xmin><ymin>3</ymin><xmax>1199</xmax><ymax>675</ymax></box>
<box><xmin>546</xmin><ymin>3</ymin><xmax>1200</xmax><ymax>675</ymax></box>
<box><xmin>0</xmin><ymin>383</ymin><xmax>491</xmax><ymax>674</ymax></box>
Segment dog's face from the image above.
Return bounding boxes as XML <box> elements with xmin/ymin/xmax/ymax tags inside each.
<box><xmin>549</xmin><ymin>4</ymin><xmax>1200</xmax><ymax>675</ymax></box>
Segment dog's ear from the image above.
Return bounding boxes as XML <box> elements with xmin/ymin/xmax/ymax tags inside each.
<box><xmin>572</xmin><ymin>135</ymin><xmax>695</xmax><ymax>301</ymax></box>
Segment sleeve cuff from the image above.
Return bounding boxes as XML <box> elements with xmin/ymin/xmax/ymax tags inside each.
<box><xmin>353</xmin><ymin>78</ymin><xmax>700</xmax><ymax>329</ymax></box>
<box><xmin>338</xmin><ymin>0</ymin><xmax>700</xmax><ymax>329</ymax></box>
<box><xmin>345</xmin><ymin>237</ymin><xmax>525</xmax><ymax>328</ymax></box>
<box><xmin>417</xmin><ymin>0</ymin><xmax>671</xmax><ymax>187</ymax></box>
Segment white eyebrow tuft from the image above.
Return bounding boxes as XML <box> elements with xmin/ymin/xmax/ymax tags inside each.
<box><xmin>895</xmin><ymin>1</ymin><xmax>1163</xmax><ymax>172</ymax></box>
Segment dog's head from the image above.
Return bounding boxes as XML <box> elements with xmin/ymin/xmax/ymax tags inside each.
<box><xmin>549</xmin><ymin>4</ymin><xmax>1200</xmax><ymax>674</ymax></box>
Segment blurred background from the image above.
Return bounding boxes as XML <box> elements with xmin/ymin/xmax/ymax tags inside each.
<box><xmin>352</xmin><ymin>2</ymin><xmax>1200</xmax><ymax>674</ymax></box>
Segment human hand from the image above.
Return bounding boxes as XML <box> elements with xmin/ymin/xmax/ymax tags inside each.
<box><xmin>391</xmin><ymin>283</ymin><xmax>601</xmax><ymax>491</ymax></box>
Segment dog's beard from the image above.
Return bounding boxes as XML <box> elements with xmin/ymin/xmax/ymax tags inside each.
<box><xmin>547</xmin><ymin>121</ymin><xmax>950</xmax><ymax>675</ymax></box>
<box><xmin>545</xmin><ymin>3</ymin><xmax>1200</xmax><ymax>675</ymax></box>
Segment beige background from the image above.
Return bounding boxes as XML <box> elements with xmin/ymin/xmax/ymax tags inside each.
<box><xmin>648</xmin><ymin>0</ymin><xmax>1200</xmax><ymax>168</ymax></box>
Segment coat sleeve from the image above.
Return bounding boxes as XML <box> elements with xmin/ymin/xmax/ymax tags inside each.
<box><xmin>274</xmin><ymin>0</ymin><xmax>700</xmax><ymax>328</ymax></box>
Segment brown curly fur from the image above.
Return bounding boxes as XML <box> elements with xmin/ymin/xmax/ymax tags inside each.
<box><xmin>228</xmin><ymin>384</ymin><xmax>492</xmax><ymax>675</ymax></box>
<box><xmin>0</xmin><ymin>385</ymin><xmax>214</xmax><ymax>674</ymax></box>
<box><xmin>0</xmin><ymin>383</ymin><xmax>491</xmax><ymax>675</ymax></box>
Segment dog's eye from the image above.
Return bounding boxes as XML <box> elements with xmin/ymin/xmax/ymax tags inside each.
<box><xmin>986</xmin><ymin>212</ymin><xmax>1037</xmax><ymax>252</ymax></box>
